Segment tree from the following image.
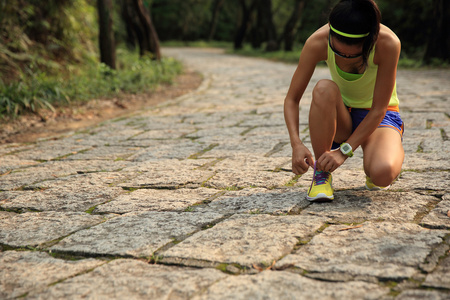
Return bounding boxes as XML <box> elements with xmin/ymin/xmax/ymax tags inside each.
<box><xmin>234</xmin><ymin>0</ymin><xmax>257</xmax><ymax>50</ymax></box>
<box><xmin>208</xmin><ymin>0</ymin><xmax>225</xmax><ymax>41</ymax></box>
<box><xmin>251</xmin><ymin>0</ymin><xmax>278</xmax><ymax>51</ymax></box>
<box><xmin>121</xmin><ymin>0</ymin><xmax>161</xmax><ymax>60</ymax></box>
<box><xmin>281</xmin><ymin>0</ymin><xmax>307</xmax><ymax>51</ymax></box>
<box><xmin>423</xmin><ymin>0</ymin><xmax>450</xmax><ymax>63</ymax></box>
<box><xmin>97</xmin><ymin>0</ymin><xmax>116</xmax><ymax>69</ymax></box>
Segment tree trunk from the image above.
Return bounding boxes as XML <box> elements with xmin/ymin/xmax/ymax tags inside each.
<box><xmin>208</xmin><ymin>0</ymin><xmax>225</xmax><ymax>41</ymax></box>
<box><xmin>132</xmin><ymin>0</ymin><xmax>161</xmax><ymax>60</ymax></box>
<box><xmin>97</xmin><ymin>0</ymin><xmax>116</xmax><ymax>69</ymax></box>
<box><xmin>121</xmin><ymin>0</ymin><xmax>148</xmax><ymax>56</ymax></box>
<box><xmin>282</xmin><ymin>0</ymin><xmax>306</xmax><ymax>51</ymax></box>
<box><xmin>234</xmin><ymin>0</ymin><xmax>256</xmax><ymax>50</ymax></box>
<box><xmin>120</xmin><ymin>0</ymin><xmax>137</xmax><ymax>50</ymax></box>
<box><xmin>253</xmin><ymin>0</ymin><xmax>278</xmax><ymax>51</ymax></box>
<box><xmin>424</xmin><ymin>0</ymin><xmax>450</xmax><ymax>63</ymax></box>
<box><xmin>258</xmin><ymin>0</ymin><xmax>279</xmax><ymax>51</ymax></box>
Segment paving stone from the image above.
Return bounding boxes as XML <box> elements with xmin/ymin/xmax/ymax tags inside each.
<box><xmin>301</xmin><ymin>191</ymin><xmax>439</xmax><ymax>223</ymax></box>
<box><xmin>423</xmin><ymin>255</ymin><xmax>450</xmax><ymax>290</ymax></box>
<box><xmin>207</xmin><ymin>136</ymin><xmax>286</xmax><ymax>157</ymax></box>
<box><xmin>12</xmin><ymin>140</ymin><xmax>91</xmax><ymax>161</ymax></box>
<box><xmin>0</xmin><ymin>212</ymin><xmax>106</xmax><ymax>247</ymax></box>
<box><xmin>402</xmin><ymin>112</ymin><xmax>450</xmax><ymax>129</ymax></box>
<box><xmin>185</xmin><ymin>126</ymin><xmax>246</xmax><ymax>141</ymax></box>
<box><xmin>205</xmin><ymin>169</ymin><xmax>294</xmax><ymax>189</ymax></box>
<box><xmin>205</xmin><ymin>189</ymin><xmax>310</xmax><ymax>215</ymax></box>
<box><xmin>95</xmin><ymin>187</ymin><xmax>221</xmax><ymax>213</ymax></box>
<box><xmin>1</xmin><ymin>173</ymin><xmax>125</xmax><ymax>212</ymax></box>
<box><xmin>176</xmin><ymin>111</ymin><xmax>239</xmax><ymax>129</ymax></box>
<box><xmin>68</xmin><ymin>125</ymin><xmax>145</xmax><ymax>146</ymax></box>
<box><xmin>51</xmin><ymin>211</ymin><xmax>224</xmax><ymax>257</ymax></box>
<box><xmin>192</xmin><ymin>270</ymin><xmax>389</xmax><ymax>300</ymax></box>
<box><xmin>0</xmin><ymin>251</ymin><xmax>104</xmax><ymax>299</ymax></box>
<box><xmin>0</xmin><ymin>143</ymin><xmax>36</xmax><ymax>156</ymax></box>
<box><xmin>127</xmin><ymin>139</ymin><xmax>205</xmax><ymax>161</ymax></box>
<box><xmin>329</xmin><ymin>168</ymin><xmax>368</xmax><ymax>191</ymax></box>
<box><xmin>0</xmin><ymin>155</ymin><xmax>40</xmax><ymax>174</ymax></box>
<box><xmin>402</xmin><ymin>128</ymin><xmax>450</xmax><ymax>155</ymax></box>
<box><xmin>66</xmin><ymin>145</ymin><xmax>142</xmax><ymax>160</ymax></box>
<box><xmin>277</xmin><ymin>222</ymin><xmax>447</xmax><ymax>281</ymax></box>
<box><xmin>162</xmin><ymin>214</ymin><xmax>327</xmax><ymax>267</ymax></box>
<box><xmin>396</xmin><ymin>290</ymin><xmax>450</xmax><ymax>300</ymax></box>
<box><xmin>130</xmin><ymin>127</ymin><xmax>197</xmax><ymax>141</ymax></box>
<box><xmin>119</xmin><ymin>158</ymin><xmax>215</xmax><ymax>189</ymax></box>
<box><xmin>27</xmin><ymin>259</ymin><xmax>227</xmax><ymax>300</ymax></box>
<box><xmin>113</xmin><ymin>114</ymin><xmax>183</xmax><ymax>129</ymax></box>
<box><xmin>421</xmin><ymin>193</ymin><xmax>450</xmax><ymax>229</ymax></box>
<box><xmin>394</xmin><ymin>171</ymin><xmax>450</xmax><ymax>192</ymax></box>
<box><xmin>0</xmin><ymin>160</ymin><xmax>131</xmax><ymax>191</ymax></box>
<box><xmin>203</xmin><ymin>155</ymin><xmax>294</xmax><ymax>189</ymax></box>
<box><xmin>403</xmin><ymin>153</ymin><xmax>450</xmax><ymax>171</ymax></box>
<box><xmin>0</xmin><ymin>210</ymin><xmax>17</xmax><ymax>220</ymax></box>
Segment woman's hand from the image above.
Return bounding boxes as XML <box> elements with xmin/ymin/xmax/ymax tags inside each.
<box><xmin>292</xmin><ymin>144</ymin><xmax>314</xmax><ymax>175</ymax></box>
<box><xmin>317</xmin><ymin>150</ymin><xmax>347</xmax><ymax>173</ymax></box>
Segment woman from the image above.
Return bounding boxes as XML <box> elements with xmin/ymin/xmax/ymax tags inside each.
<box><xmin>284</xmin><ymin>0</ymin><xmax>404</xmax><ymax>201</ymax></box>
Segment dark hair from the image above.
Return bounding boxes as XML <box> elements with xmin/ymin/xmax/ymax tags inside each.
<box><xmin>329</xmin><ymin>0</ymin><xmax>381</xmax><ymax>67</ymax></box>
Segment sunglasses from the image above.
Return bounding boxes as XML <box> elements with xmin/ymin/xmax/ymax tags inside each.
<box><xmin>328</xmin><ymin>35</ymin><xmax>363</xmax><ymax>59</ymax></box>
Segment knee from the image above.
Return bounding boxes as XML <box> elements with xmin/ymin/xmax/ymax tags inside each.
<box><xmin>369</xmin><ymin>162</ymin><xmax>400</xmax><ymax>187</ymax></box>
<box><xmin>312</xmin><ymin>80</ymin><xmax>340</xmax><ymax>106</ymax></box>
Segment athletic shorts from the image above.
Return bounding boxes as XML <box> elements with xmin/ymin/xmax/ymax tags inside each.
<box><xmin>332</xmin><ymin>108</ymin><xmax>404</xmax><ymax>149</ymax></box>
<box><xmin>350</xmin><ymin>108</ymin><xmax>404</xmax><ymax>137</ymax></box>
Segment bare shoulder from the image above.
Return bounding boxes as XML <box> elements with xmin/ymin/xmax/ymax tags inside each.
<box><xmin>302</xmin><ymin>24</ymin><xmax>329</xmax><ymax>62</ymax></box>
<box><xmin>374</xmin><ymin>25</ymin><xmax>401</xmax><ymax>64</ymax></box>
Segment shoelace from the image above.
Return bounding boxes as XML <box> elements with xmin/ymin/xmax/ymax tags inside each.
<box><xmin>312</xmin><ymin>162</ymin><xmax>329</xmax><ymax>185</ymax></box>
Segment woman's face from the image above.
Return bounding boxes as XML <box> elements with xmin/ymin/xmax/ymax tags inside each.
<box><xmin>329</xmin><ymin>35</ymin><xmax>364</xmax><ymax>59</ymax></box>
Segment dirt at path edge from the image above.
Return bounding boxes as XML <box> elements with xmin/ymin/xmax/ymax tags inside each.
<box><xmin>0</xmin><ymin>70</ymin><xmax>203</xmax><ymax>144</ymax></box>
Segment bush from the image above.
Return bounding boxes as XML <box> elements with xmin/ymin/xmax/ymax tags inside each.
<box><xmin>0</xmin><ymin>50</ymin><xmax>183</xmax><ymax>118</ymax></box>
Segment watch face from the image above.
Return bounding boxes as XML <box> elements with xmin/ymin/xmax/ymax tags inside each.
<box><xmin>342</xmin><ymin>144</ymin><xmax>351</xmax><ymax>152</ymax></box>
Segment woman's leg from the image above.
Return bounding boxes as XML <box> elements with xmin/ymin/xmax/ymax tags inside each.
<box><xmin>309</xmin><ymin>79</ymin><xmax>353</xmax><ymax>159</ymax></box>
<box><xmin>307</xmin><ymin>80</ymin><xmax>352</xmax><ymax>201</ymax></box>
<box><xmin>362</xmin><ymin>128</ymin><xmax>404</xmax><ymax>187</ymax></box>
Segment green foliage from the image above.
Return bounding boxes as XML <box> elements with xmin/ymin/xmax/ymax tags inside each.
<box><xmin>0</xmin><ymin>50</ymin><xmax>182</xmax><ymax>118</ymax></box>
<box><xmin>0</xmin><ymin>0</ymin><xmax>97</xmax><ymax>76</ymax></box>
<box><xmin>377</xmin><ymin>0</ymin><xmax>434</xmax><ymax>54</ymax></box>
<box><xmin>152</xmin><ymin>0</ymin><xmax>445</xmax><ymax>64</ymax></box>
<box><xmin>151</xmin><ymin>0</ymin><xmax>214</xmax><ymax>41</ymax></box>
<box><xmin>230</xmin><ymin>44</ymin><xmax>302</xmax><ymax>64</ymax></box>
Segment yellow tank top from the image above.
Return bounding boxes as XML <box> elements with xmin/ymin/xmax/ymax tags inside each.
<box><xmin>326</xmin><ymin>43</ymin><xmax>399</xmax><ymax>109</ymax></box>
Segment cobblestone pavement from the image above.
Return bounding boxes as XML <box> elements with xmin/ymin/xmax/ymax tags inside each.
<box><xmin>1</xmin><ymin>48</ymin><xmax>449</xmax><ymax>299</ymax></box>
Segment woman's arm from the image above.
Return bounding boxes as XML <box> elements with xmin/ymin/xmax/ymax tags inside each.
<box><xmin>316</xmin><ymin>27</ymin><xmax>401</xmax><ymax>173</ymax></box>
<box><xmin>284</xmin><ymin>27</ymin><xmax>328</xmax><ymax>174</ymax></box>
<box><xmin>345</xmin><ymin>28</ymin><xmax>401</xmax><ymax>151</ymax></box>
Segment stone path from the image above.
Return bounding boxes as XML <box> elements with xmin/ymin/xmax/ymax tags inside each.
<box><xmin>1</xmin><ymin>47</ymin><xmax>449</xmax><ymax>299</ymax></box>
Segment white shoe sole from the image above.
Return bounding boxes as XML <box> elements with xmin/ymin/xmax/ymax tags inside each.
<box><xmin>306</xmin><ymin>193</ymin><xmax>334</xmax><ymax>202</ymax></box>
<box><xmin>365</xmin><ymin>184</ymin><xmax>390</xmax><ymax>191</ymax></box>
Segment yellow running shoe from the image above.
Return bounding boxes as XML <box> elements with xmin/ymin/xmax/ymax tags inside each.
<box><xmin>307</xmin><ymin>163</ymin><xmax>334</xmax><ymax>201</ymax></box>
<box><xmin>365</xmin><ymin>176</ymin><xmax>390</xmax><ymax>191</ymax></box>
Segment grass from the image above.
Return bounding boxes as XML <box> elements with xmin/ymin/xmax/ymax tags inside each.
<box><xmin>0</xmin><ymin>47</ymin><xmax>183</xmax><ymax>118</ymax></box>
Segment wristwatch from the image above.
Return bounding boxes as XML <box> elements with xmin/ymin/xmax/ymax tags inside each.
<box><xmin>340</xmin><ymin>142</ymin><xmax>353</xmax><ymax>157</ymax></box>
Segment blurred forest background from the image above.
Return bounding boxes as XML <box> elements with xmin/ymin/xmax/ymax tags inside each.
<box><xmin>0</xmin><ymin>0</ymin><xmax>449</xmax><ymax>118</ymax></box>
